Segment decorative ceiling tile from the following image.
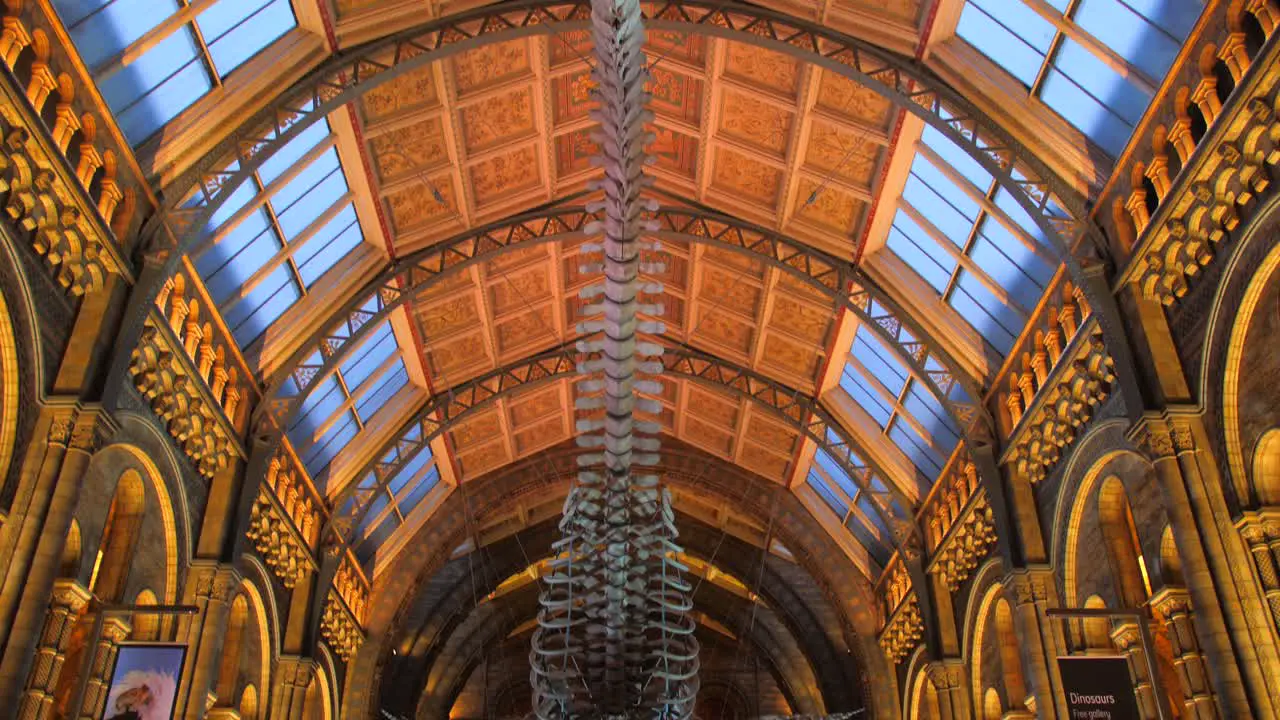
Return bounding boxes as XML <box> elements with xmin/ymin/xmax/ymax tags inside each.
<box><xmin>549</xmin><ymin>30</ymin><xmax>592</xmax><ymax>66</ymax></box>
<box><xmin>805</xmin><ymin>121</ymin><xmax>881</xmax><ymax>186</ymax></box>
<box><xmin>792</xmin><ymin>178</ymin><xmax>862</xmax><ymax>232</ymax></box>
<box><xmin>650</xmin><ymin>127</ymin><xmax>698</xmax><ymax>180</ymax></box>
<box><xmin>694</xmin><ymin>308</ymin><xmax>755</xmax><ymax>356</ymax></box>
<box><xmin>484</xmin><ymin>245</ymin><xmax>546</xmax><ymax>277</ymax></box>
<box><xmin>509</xmin><ymin>386</ymin><xmax>562</xmax><ymax>426</ymax></box>
<box><xmin>451</xmin><ymin>40</ymin><xmax>531</xmax><ymax>96</ymax></box>
<box><xmin>746</xmin><ymin>415</ymin><xmax>799</xmax><ymax>454</ymax></box>
<box><xmin>515</xmin><ymin>419</ymin><xmax>566</xmax><ymax>455</ymax></box>
<box><xmin>774</xmin><ymin>270</ymin><xmax>831</xmax><ymax>302</ymax></box>
<box><xmin>552</xmin><ymin>71</ymin><xmax>595</xmax><ymax>125</ymax></box>
<box><xmin>645</xmin><ymin>30</ymin><xmax>706</xmax><ymax>67</ymax></box>
<box><xmin>719</xmin><ymin>91</ymin><xmax>792</xmax><ymax>155</ymax></box>
<box><xmin>384</xmin><ymin>176</ymin><xmax>456</xmax><ymax>232</ymax></box>
<box><xmin>425</xmin><ymin>331</ymin><xmax>489</xmax><ymax>379</ymax></box>
<box><xmin>687</xmin><ymin>387</ymin><xmax>739</xmax><ymax>427</ymax></box>
<box><xmin>723</xmin><ymin>43</ymin><xmax>800</xmax><ymax>97</ymax></box>
<box><xmin>417</xmin><ymin>295</ymin><xmax>481</xmax><ymax>340</ymax></box>
<box><xmin>761</xmin><ymin>333</ymin><xmax>821</xmax><ymax>380</ymax></box>
<box><xmin>835</xmin><ymin>0</ymin><xmax>923</xmax><ymax>23</ymax></box>
<box><xmin>469</xmin><ymin>146</ymin><xmax>541</xmax><ymax>205</ymax></box>
<box><xmin>700</xmin><ymin>266</ymin><xmax>762</xmax><ymax>317</ymax></box>
<box><xmin>489</xmin><ymin>265</ymin><xmax>550</xmax><ymax>315</ymax></box>
<box><xmin>554</xmin><ymin>129</ymin><xmax>599</xmax><ymax>178</ymax></box>
<box><xmin>815</xmin><ymin>72</ymin><xmax>893</xmax><ymax>127</ymax></box>
<box><xmin>682</xmin><ymin>417</ymin><xmax>733</xmax><ymax>457</ymax></box>
<box><xmin>451</xmin><ymin>409</ymin><xmax>503</xmax><ymax>450</ymax></box>
<box><xmin>739</xmin><ymin>442</ymin><xmax>791</xmax><ymax>480</ymax></box>
<box><xmin>459</xmin><ymin>88</ymin><xmax>536</xmax><ymax>154</ymax></box>
<box><xmin>648</xmin><ymin>68</ymin><xmax>702</xmax><ymax>126</ymax></box>
<box><xmin>415</xmin><ymin>269</ymin><xmax>475</xmax><ymax>305</ymax></box>
<box><xmin>711</xmin><ymin>149</ymin><xmax>782</xmax><ymax>207</ymax></box>
<box><xmin>768</xmin><ymin>294</ymin><xmax>833</xmax><ymax>346</ymax></box>
<box><xmin>333</xmin><ymin>0</ymin><xmax>380</xmax><ymax>15</ymax></box>
<box><xmin>369</xmin><ymin>117</ymin><xmax>450</xmax><ymax>181</ymax></box>
<box><xmin>458</xmin><ymin>440</ymin><xmax>511</xmax><ymax>478</ymax></box>
<box><xmin>494</xmin><ymin>306</ymin><xmax>557</xmax><ymax>355</ymax></box>
<box><xmin>701</xmin><ymin>246</ymin><xmax>764</xmax><ymax>279</ymax></box>
<box><xmin>361</xmin><ymin>59</ymin><xmax>438</xmax><ymax>123</ymax></box>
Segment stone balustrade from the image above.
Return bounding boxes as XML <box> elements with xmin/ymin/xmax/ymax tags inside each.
<box><xmin>0</xmin><ymin>0</ymin><xmax>152</xmax><ymax>292</ymax></box>
<box><xmin>919</xmin><ymin>450</ymin><xmax>979</xmax><ymax>555</ymax></box>
<box><xmin>878</xmin><ymin>594</ymin><xmax>923</xmax><ymax>666</ymax></box>
<box><xmin>1099</xmin><ymin>0</ymin><xmax>1280</xmax><ymax>305</ymax></box>
<box><xmin>128</xmin><ymin>265</ymin><xmax>253</xmax><ymax>478</ymax></box>
<box><xmin>927</xmin><ymin>491</ymin><xmax>996</xmax><ymax>593</ymax></box>
<box><xmin>319</xmin><ymin>589</ymin><xmax>364</xmax><ymax>663</ymax></box>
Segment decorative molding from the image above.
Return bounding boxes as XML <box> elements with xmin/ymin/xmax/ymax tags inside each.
<box><xmin>320</xmin><ymin>589</ymin><xmax>364</xmax><ymax>663</ymax></box>
<box><xmin>878</xmin><ymin>594</ymin><xmax>923</xmax><ymax>666</ymax></box>
<box><xmin>927</xmin><ymin>491</ymin><xmax>997</xmax><ymax>593</ymax></box>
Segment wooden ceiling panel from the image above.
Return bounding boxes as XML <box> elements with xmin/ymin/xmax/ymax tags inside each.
<box><xmin>424</xmin><ymin>330</ymin><xmax>491</xmax><ymax>382</ymax></box>
<box><xmin>804</xmin><ymin>120</ymin><xmax>883</xmax><ymax>186</ymax></box>
<box><xmin>760</xmin><ymin>332</ymin><xmax>823</xmax><ymax>383</ymax></box>
<box><xmin>790</xmin><ymin>177</ymin><xmax>864</xmax><ymax>233</ymax></box>
<box><xmin>494</xmin><ymin>306</ymin><xmax>558</xmax><ymax>357</ymax></box>
<box><xmin>767</xmin><ymin>294</ymin><xmax>835</xmax><ymax>347</ymax></box>
<box><xmin>551</xmin><ymin>70</ymin><xmax>594</xmax><ymax>125</ymax></box>
<box><xmin>451</xmin><ymin>408</ymin><xmax>504</xmax><ymax>452</ymax></box>
<box><xmin>417</xmin><ymin>294</ymin><xmax>483</xmax><ymax>341</ymax></box>
<box><xmin>554</xmin><ymin>129</ymin><xmax>598</xmax><ymax>180</ymax></box>
<box><xmin>487</xmin><ymin>264</ymin><xmax>552</xmax><ymax>316</ymax></box>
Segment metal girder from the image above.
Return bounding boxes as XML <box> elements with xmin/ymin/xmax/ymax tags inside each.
<box><xmin>256</xmin><ymin>206</ymin><xmax>980</xmax><ymax>445</ymax></box>
<box><xmin>322</xmin><ymin>339</ymin><xmax>918</xmax><ymax>571</ymax></box>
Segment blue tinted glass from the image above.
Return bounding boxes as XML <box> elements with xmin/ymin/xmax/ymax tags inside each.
<box><xmin>888</xmin><ymin>419</ymin><xmax>944</xmax><ymax>478</ymax></box>
<box><xmin>356</xmin><ymin>365</ymin><xmax>408</xmax><ymax>421</ymax></box>
<box><xmin>303</xmin><ymin>414</ymin><xmax>358</xmax><ymax>476</ymax></box>
<box><xmin>841</xmin><ymin>370</ymin><xmax>894</xmax><ymax>427</ymax></box>
<box><xmin>356</xmin><ymin>513</ymin><xmax>400</xmax><ymax>567</ymax></box>
<box><xmin>850</xmin><ymin>329</ymin><xmax>907</xmax><ymax>395</ymax></box>
<box><xmin>921</xmin><ymin>126</ymin><xmax>992</xmax><ymax>190</ymax></box>
<box><xmin>342</xmin><ymin>324</ymin><xmax>397</xmax><ymax>387</ymax></box>
<box><xmin>99</xmin><ymin>27</ymin><xmax>212</xmax><ymax>144</ymax></box>
<box><xmin>199</xmin><ymin>0</ymin><xmax>296</xmax><ymax>76</ymax></box>
<box><xmin>225</xmin><ymin>266</ymin><xmax>300</xmax><ymax>346</ymax></box>
<box><xmin>949</xmin><ymin>271</ymin><xmax>1019</xmax><ymax>353</ymax></box>
<box><xmin>291</xmin><ymin>376</ymin><xmax>344</xmax><ymax>436</ymax></box>
<box><xmin>902</xmin><ymin>383</ymin><xmax>960</xmax><ymax>449</ymax></box>
<box><xmin>808</xmin><ymin>471</ymin><xmax>850</xmax><ymax>517</ymax></box>
<box><xmin>399</xmin><ymin>467</ymin><xmax>441</xmax><ymax>516</ymax></box>
<box><xmin>258</xmin><ymin>122</ymin><xmax>331</xmax><ymax>185</ymax></box>
<box><xmin>57</xmin><ymin>0</ymin><xmax>177</xmax><ymax>67</ymax></box>
<box><xmin>887</xmin><ymin>224</ymin><xmax>953</xmax><ymax>294</ymax></box>
<box><xmin>957</xmin><ymin>2</ymin><xmax>1050</xmax><ymax>87</ymax></box>
<box><xmin>299</xmin><ymin>218</ymin><xmax>363</xmax><ymax>286</ymax></box>
<box><xmin>815</xmin><ymin>450</ymin><xmax>860</xmax><ymax>499</ymax></box>
<box><xmin>390</xmin><ymin>446</ymin><xmax>435</xmax><ymax>495</ymax></box>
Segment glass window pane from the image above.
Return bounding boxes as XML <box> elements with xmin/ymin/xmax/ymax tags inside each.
<box><xmin>199</xmin><ymin>0</ymin><xmax>296</xmax><ymax>76</ymax></box>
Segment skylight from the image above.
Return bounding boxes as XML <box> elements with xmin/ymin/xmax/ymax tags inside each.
<box><xmin>347</xmin><ymin>430</ymin><xmax>442</xmax><ymax>569</ymax></box>
<box><xmin>193</xmin><ymin>118</ymin><xmax>365</xmax><ymax>349</ymax></box>
<box><xmin>886</xmin><ymin>126</ymin><xmax>1056</xmax><ymax>355</ymax></box>
<box><xmin>805</xmin><ymin>442</ymin><xmax>893</xmax><ymax>565</ymax></box>
<box><xmin>53</xmin><ymin>0</ymin><xmax>296</xmax><ymax>145</ymax></box>
<box><xmin>957</xmin><ymin>0</ymin><xmax>1204</xmax><ymax>156</ymax></box>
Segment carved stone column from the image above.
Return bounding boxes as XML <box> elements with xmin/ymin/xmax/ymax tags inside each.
<box><xmin>1110</xmin><ymin>623</ymin><xmax>1158</xmax><ymax>720</ymax></box>
<box><xmin>76</xmin><ymin>616</ymin><xmax>131</xmax><ymax>720</ymax></box>
<box><xmin>925</xmin><ymin>660</ymin><xmax>971</xmax><ymax>720</ymax></box>
<box><xmin>174</xmin><ymin>563</ymin><xmax>240</xmax><ymax>720</ymax></box>
<box><xmin>1005</xmin><ymin>568</ymin><xmax>1066</xmax><ymax>720</ymax></box>
<box><xmin>1133</xmin><ymin>417</ymin><xmax>1270</xmax><ymax>717</ymax></box>
<box><xmin>268</xmin><ymin>655</ymin><xmax>314</xmax><ymax>720</ymax></box>
<box><xmin>1151</xmin><ymin>588</ymin><xmax>1219</xmax><ymax>719</ymax></box>
<box><xmin>1236</xmin><ymin>510</ymin><xmax>1280</xmax><ymax>633</ymax></box>
<box><xmin>17</xmin><ymin>579</ymin><xmax>90</xmax><ymax>720</ymax></box>
<box><xmin>0</xmin><ymin>407</ymin><xmax>108</xmax><ymax>710</ymax></box>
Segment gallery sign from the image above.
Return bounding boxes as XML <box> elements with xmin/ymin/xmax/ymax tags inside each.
<box><xmin>1057</xmin><ymin>656</ymin><xmax>1142</xmax><ymax>720</ymax></box>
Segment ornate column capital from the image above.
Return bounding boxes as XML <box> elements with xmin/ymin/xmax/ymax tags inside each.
<box><xmin>188</xmin><ymin>561</ymin><xmax>242</xmax><ymax>603</ymax></box>
<box><xmin>1131</xmin><ymin>420</ymin><xmax>1176</xmax><ymax>460</ymax></box>
<box><xmin>1109</xmin><ymin>622</ymin><xmax>1142</xmax><ymax>651</ymax></box>
<box><xmin>50</xmin><ymin>578</ymin><xmax>91</xmax><ymax>611</ymax></box>
<box><xmin>1151</xmin><ymin>586</ymin><xmax>1192</xmax><ymax>617</ymax></box>
<box><xmin>925</xmin><ymin>659</ymin><xmax>965</xmax><ymax>690</ymax></box>
<box><xmin>275</xmin><ymin>655</ymin><xmax>316</xmax><ymax>688</ymax></box>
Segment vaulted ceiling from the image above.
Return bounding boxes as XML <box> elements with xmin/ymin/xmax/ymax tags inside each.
<box><xmin>51</xmin><ymin>0</ymin><xmax>1205</xmax><ymax>714</ymax></box>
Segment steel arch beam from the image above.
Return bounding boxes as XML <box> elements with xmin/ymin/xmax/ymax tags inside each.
<box><xmin>322</xmin><ymin>338</ymin><xmax>918</xmax><ymax>566</ymax></box>
<box><xmin>258</xmin><ymin>205</ymin><xmax>981</xmax><ymax>446</ymax></box>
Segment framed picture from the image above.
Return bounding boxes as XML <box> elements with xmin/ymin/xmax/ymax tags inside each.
<box><xmin>103</xmin><ymin>643</ymin><xmax>187</xmax><ymax>720</ymax></box>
